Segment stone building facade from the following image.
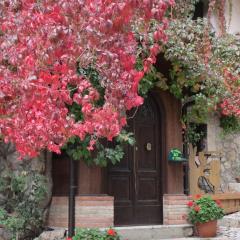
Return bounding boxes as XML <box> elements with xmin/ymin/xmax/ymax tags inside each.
<box><xmin>206</xmin><ymin>0</ymin><xmax>240</xmax><ymax>190</ymax></box>
<box><xmin>207</xmin><ymin>114</ymin><xmax>240</xmax><ymax>190</ymax></box>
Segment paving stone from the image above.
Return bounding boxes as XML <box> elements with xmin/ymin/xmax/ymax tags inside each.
<box><xmin>36</xmin><ymin>229</ymin><xmax>66</xmax><ymax>240</ymax></box>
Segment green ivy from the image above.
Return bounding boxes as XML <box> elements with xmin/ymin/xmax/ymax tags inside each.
<box><xmin>63</xmin><ymin>130</ymin><xmax>135</xmax><ymax>167</ymax></box>
<box><xmin>172</xmin><ymin>0</ymin><xmax>201</xmax><ymax>19</ymax></box>
<box><xmin>138</xmin><ymin>65</ymin><xmax>168</xmax><ymax>97</ymax></box>
<box><xmin>184</xmin><ymin>123</ymin><xmax>205</xmax><ymax>147</ymax></box>
<box><xmin>220</xmin><ymin>115</ymin><xmax>240</xmax><ymax>136</ymax></box>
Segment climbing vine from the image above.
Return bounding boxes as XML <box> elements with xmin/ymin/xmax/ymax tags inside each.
<box><xmin>139</xmin><ymin>0</ymin><xmax>240</xmax><ymax>141</ymax></box>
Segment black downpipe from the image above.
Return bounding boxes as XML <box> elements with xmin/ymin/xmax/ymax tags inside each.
<box><xmin>182</xmin><ymin>101</ymin><xmax>194</xmax><ymax>195</ymax></box>
<box><xmin>68</xmin><ymin>157</ymin><xmax>76</xmax><ymax>237</ymax></box>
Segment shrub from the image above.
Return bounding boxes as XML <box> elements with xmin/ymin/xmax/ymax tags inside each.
<box><xmin>0</xmin><ymin>172</ymin><xmax>47</xmax><ymax>240</ymax></box>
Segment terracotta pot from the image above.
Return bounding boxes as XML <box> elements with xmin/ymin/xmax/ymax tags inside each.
<box><xmin>235</xmin><ymin>177</ymin><xmax>240</xmax><ymax>183</ymax></box>
<box><xmin>195</xmin><ymin>220</ymin><xmax>217</xmax><ymax>237</ymax></box>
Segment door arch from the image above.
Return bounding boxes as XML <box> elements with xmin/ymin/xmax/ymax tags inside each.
<box><xmin>107</xmin><ymin>94</ymin><xmax>164</xmax><ymax>225</ymax></box>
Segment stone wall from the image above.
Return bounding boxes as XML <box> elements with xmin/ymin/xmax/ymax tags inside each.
<box><xmin>163</xmin><ymin>194</ymin><xmax>190</xmax><ymax>225</ymax></box>
<box><xmin>207</xmin><ymin>114</ymin><xmax>240</xmax><ymax>190</ymax></box>
<box><xmin>210</xmin><ymin>0</ymin><xmax>240</xmax><ymax>35</ymax></box>
<box><xmin>0</xmin><ymin>142</ymin><xmax>53</xmax><ymax>239</ymax></box>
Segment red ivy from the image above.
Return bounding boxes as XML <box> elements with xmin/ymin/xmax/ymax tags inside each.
<box><xmin>221</xmin><ymin>69</ymin><xmax>240</xmax><ymax>117</ymax></box>
<box><xmin>0</xmin><ymin>0</ymin><xmax>174</xmax><ymax>157</ymax></box>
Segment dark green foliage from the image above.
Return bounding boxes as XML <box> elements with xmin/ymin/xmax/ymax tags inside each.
<box><xmin>63</xmin><ymin>130</ymin><xmax>135</xmax><ymax>167</ymax></box>
<box><xmin>184</xmin><ymin>123</ymin><xmax>205</xmax><ymax>147</ymax></box>
<box><xmin>138</xmin><ymin>66</ymin><xmax>168</xmax><ymax>97</ymax></box>
<box><xmin>73</xmin><ymin>228</ymin><xmax>120</xmax><ymax>240</ymax></box>
<box><xmin>220</xmin><ymin>115</ymin><xmax>240</xmax><ymax>136</ymax></box>
<box><xmin>0</xmin><ymin>172</ymin><xmax>47</xmax><ymax>240</ymax></box>
<box><xmin>77</xmin><ymin>66</ymin><xmax>105</xmax><ymax>107</ymax></box>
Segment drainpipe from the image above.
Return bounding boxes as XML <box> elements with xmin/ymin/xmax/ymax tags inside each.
<box><xmin>68</xmin><ymin>157</ymin><xmax>76</xmax><ymax>238</ymax></box>
<box><xmin>182</xmin><ymin>97</ymin><xmax>194</xmax><ymax>195</ymax></box>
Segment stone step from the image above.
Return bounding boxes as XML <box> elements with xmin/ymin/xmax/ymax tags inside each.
<box><xmin>114</xmin><ymin>224</ymin><xmax>193</xmax><ymax>240</ymax></box>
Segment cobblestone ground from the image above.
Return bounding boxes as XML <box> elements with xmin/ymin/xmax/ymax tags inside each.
<box><xmin>218</xmin><ymin>226</ymin><xmax>240</xmax><ymax>239</ymax></box>
<box><xmin>163</xmin><ymin>227</ymin><xmax>240</xmax><ymax>239</ymax></box>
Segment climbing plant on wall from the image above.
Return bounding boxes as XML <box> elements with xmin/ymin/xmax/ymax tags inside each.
<box><xmin>138</xmin><ymin>0</ymin><xmax>240</xmax><ymax>141</ymax></box>
<box><xmin>0</xmin><ymin>0</ymin><xmax>174</xmax><ymax>158</ymax></box>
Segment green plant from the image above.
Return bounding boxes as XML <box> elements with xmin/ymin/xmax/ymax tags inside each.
<box><xmin>184</xmin><ymin>123</ymin><xmax>205</xmax><ymax>147</ymax></box>
<box><xmin>220</xmin><ymin>115</ymin><xmax>240</xmax><ymax>136</ymax></box>
<box><xmin>187</xmin><ymin>195</ymin><xmax>224</xmax><ymax>224</ymax></box>
<box><xmin>63</xmin><ymin>130</ymin><xmax>135</xmax><ymax>167</ymax></box>
<box><xmin>138</xmin><ymin>66</ymin><xmax>168</xmax><ymax>97</ymax></box>
<box><xmin>73</xmin><ymin>228</ymin><xmax>120</xmax><ymax>240</ymax></box>
<box><xmin>0</xmin><ymin>172</ymin><xmax>47</xmax><ymax>240</ymax></box>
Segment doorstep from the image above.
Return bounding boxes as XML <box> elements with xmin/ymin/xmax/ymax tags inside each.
<box><xmin>114</xmin><ymin>224</ymin><xmax>193</xmax><ymax>240</ymax></box>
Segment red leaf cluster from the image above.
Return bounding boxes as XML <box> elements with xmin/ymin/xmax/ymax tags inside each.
<box><xmin>221</xmin><ymin>69</ymin><xmax>240</xmax><ymax>117</ymax></box>
<box><xmin>0</xmin><ymin>0</ymin><xmax>174</xmax><ymax>157</ymax></box>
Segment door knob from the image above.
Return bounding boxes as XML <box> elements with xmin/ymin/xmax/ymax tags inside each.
<box><xmin>146</xmin><ymin>143</ymin><xmax>152</xmax><ymax>151</ymax></box>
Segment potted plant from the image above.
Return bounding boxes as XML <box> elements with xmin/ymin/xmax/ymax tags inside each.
<box><xmin>187</xmin><ymin>195</ymin><xmax>224</xmax><ymax>237</ymax></box>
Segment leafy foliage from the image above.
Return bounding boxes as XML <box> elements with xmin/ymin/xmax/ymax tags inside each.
<box><xmin>0</xmin><ymin>172</ymin><xmax>47</xmax><ymax>240</ymax></box>
<box><xmin>184</xmin><ymin>123</ymin><xmax>205</xmax><ymax>147</ymax></box>
<box><xmin>63</xmin><ymin>64</ymin><xmax>135</xmax><ymax>166</ymax></box>
<box><xmin>172</xmin><ymin>0</ymin><xmax>201</xmax><ymax>19</ymax></box>
<box><xmin>160</xmin><ymin>7</ymin><xmax>240</xmax><ymax>136</ymax></box>
<box><xmin>187</xmin><ymin>196</ymin><xmax>224</xmax><ymax>224</ymax></box>
<box><xmin>0</xmin><ymin>0</ymin><xmax>173</xmax><ymax>158</ymax></box>
<box><xmin>138</xmin><ymin>66</ymin><xmax>168</xmax><ymax>97</ymax></box>
<box><xmin>73</xmin><ymin>228</ymin><xmax>120</xmax><ymax>240</ymax></box>
<box><xmin>220</xmin><ymin>115</ymin><xmax>240</xmax><ymax>136</ymax></box>
<box><xmin>63</xmin><ymin>130</ymin><xmax>135</xmax><ymax>166</ymax></box>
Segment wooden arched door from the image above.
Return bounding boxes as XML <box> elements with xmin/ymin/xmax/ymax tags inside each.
<box><xmin>108</xmin><ymin>95</ymin><xmax>163</xmax><ymax>225</ymax></box>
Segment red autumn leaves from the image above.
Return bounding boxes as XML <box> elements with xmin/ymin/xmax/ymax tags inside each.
<box><xmin>0</xmin><ymin>0</ymin><xmax>174</xmax><ymax>157</ymax></box>
<box><xmin>221</xmin><ymin>69</ymin><xmax>240</xmax><ymax>117</ymax></box>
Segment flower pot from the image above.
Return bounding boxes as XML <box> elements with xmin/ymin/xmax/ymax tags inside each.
<box><xmin>195</xmin><ymin>220</ymin><xmax>217</xmax><ymax>237</ymax></box>
<box><xmin>235</xmin><ymin>177</ymin><xmax>240</xmax><ymax>183</ymax></box>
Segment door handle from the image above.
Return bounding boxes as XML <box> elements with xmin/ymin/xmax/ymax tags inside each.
<box><xmin>146</xmin><ymin>143</ymin><xmax>152</xmax><ymax>151</ymax></box>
